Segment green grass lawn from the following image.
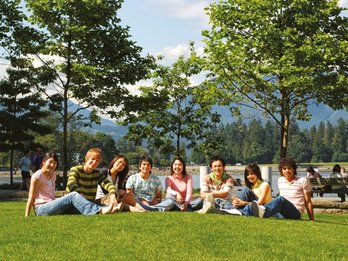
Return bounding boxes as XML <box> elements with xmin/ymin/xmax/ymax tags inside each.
<box><xmin>1</xmin><ymin>202</ymin><xmax>347</xmax><ymax>261</ymax></box>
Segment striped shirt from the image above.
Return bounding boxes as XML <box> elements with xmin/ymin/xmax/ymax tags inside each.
<box><xmin>201</xmin><ymin>173</ymin><xmax>234</xmax><ymax>201</ymax></box>
<box><xmin>126</xmin><ymin>173</ymin><xmax>163</xmax><ymax>202</ymax></box>
<box><xmin>278</xmin><ymin>176</ymin><xmax>311</xmax><ymax>214</ymax></box>
<box><xmin>66</xmin><ymin>165</ymin><xmax>117</xmax><ymax>201</ymax></box>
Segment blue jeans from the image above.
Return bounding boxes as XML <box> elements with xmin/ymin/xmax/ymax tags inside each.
<box><xmin>166</xmin><ymin>195</ymin><xmax>203</xmax><ymax>212</ymax></box>
<box><xmin>215</xmin><ymin>198</ymin><xmax>233</xmax><ymax>210</ymax></box>
<box><xmin>238</xmin><ymin>187</ymin><xmax>258</xmax><ymax>215</ymax></box>
<box><xmin>35</xmin><ymin>192</ymin><xmax>103</xmax><ymax>216</ymax></box>
<box><xmin>238</xmin><ymin>187</ymin><xmax>258</xmax><ymax>202</ymax></box>
<box><xmin>135</xmin><ymin>198</ymin><xmax>174</xmax><ymax>212</ymax></box>
<box><xmin>261</xmin><ymin>196</ymin><xmax>301</xmax><ymax>219</ymax></box>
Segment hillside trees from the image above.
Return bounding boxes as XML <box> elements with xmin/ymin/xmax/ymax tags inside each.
<box><xmin>0</xmin><ymin>58</ymin><xmax>52</xmax><ymax>184</ymax></box>
<box><xmin>190</xmin><ymin>118</ymin><xmax>348</xmax><ymax>165</ymax></box>
<box><xmin>201</xmin><ymin>0</ymin><xmax>348</xmax><ymax>159</ymax></box>
<box><xmin>121</xmin><ymin>48</ymin><xmax>220</xmax><ymax>157</ymax></box>
<box><xmin>3</xmin><ymin>0</ymin><xmax>154</xmax><ymax>179</ymax></box>
<box><xmin>34</xmin><ymin>112</ymin><xmax>119</xmax><ymax>165</ymax></box>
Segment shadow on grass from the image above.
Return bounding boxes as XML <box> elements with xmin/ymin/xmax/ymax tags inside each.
<box><xmin>313</xmin><ymin>219</ymin><xmax>348</xmax><ymax>226</ymax></box>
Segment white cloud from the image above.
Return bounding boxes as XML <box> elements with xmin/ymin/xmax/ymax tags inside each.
<box><xmin>153</xmin><ymin>42</ymin><xmax>205</xmax><ymax>65</ymax></box>
<box><xmin>157</xmin><ymin>43</ymin><xmax>191</xmax><ymax>62</ymax></box>
<box><xmin>339</xmin><ymin>0</ymin><xmax>348</xmax><ymax>7</ymax></box>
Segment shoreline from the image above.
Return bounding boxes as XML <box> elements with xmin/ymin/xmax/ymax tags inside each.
<box><xmin>0</xmin><ymin>165</ymin><xmax>343</xmax><ymax>177</ymax></box>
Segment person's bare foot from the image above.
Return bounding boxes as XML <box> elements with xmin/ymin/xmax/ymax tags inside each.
<box><xmin>129</xmin><ymin>205</ymin><xmax>147</xmax><ymax>212</ymax></box>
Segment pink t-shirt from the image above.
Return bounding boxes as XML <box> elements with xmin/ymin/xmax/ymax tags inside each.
<box><xmin>32</xmin><ymin>170</ymin><xmax>56</xmax><ymax>206</ymax></box>
<box><xmin>165</xmin><ymin>175</ymin><xmax>193</xmax><ymax>203</ymax></box>
<box><xmin>278</xmin><ymin>176</ymin><xmax>311</xmax><ymax>214</ymax></box>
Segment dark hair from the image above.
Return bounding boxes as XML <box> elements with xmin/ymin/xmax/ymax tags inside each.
<box><xmin>209</xmin><ymin>155</ymin><xmax>226</xmax><ymax>168</ymax></box>
<box><xmin>332</xmin><ymin>164</ymin><xmax>341</xmax><ymax>173</ymax></box>
<box><xmin>24</xmin><ymin>149</ymin><xmax>30</xmax><ymax>154</ymax></box>
<box><xmin>244</xmin><ymin>163</ymin><xmax>262</xmax><ymax>188</ymax></box>
<box><xmin>41</xmin><ymin>152</ymin><xmax>59</xmax><ymax>170</ymax></box>
<box><xmin>170</xmin><ymin>156</ymin><xmax>187</xmax><ymax>176</ymax></box>
<box><xmin>278</xmin><ymin>157</ymin><xmax>297</xmax><ymax>176</ymax></box>
<box><xmin>306</xmin><ymin>166</ymin><xmax>314</xmax><ymax>173</ymax></box>
<box><xmin>139</xmin><ymin>155</ymin><xmax>153</xmax><ymax>168</ymax></box>
<box><xmin>108</xmin><ymin>155</ymin><xmax>129</xmax><ymax>190</ymax></box>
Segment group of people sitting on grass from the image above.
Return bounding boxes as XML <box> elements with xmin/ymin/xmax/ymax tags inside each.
<box><xmin>25</xmin><ymin>148</ymin><xmax>314</xmax><ymax>221</ymax></box>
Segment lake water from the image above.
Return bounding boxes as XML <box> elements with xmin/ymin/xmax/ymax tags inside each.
<box><xmin>1</xmin><ymin>171</ymin><xmax>336</xmax><ymax>198</ymax></box>
<box><xmin>158</xmin><ymin>171</ymin><xmax>333</xmax><ymax>197</ymax></box>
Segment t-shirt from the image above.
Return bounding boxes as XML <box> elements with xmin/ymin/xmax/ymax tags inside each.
<box><xmin>165</xmin><ymin>175</ymin><xmax>193</xmax><ymax>203</ymax></box>
<box><xmin>95</xmin><ymin>175</ymin><xmax>119</xmax><ymax>200</ymax></box>
<box><xmin>252</xmin><ymin>180</ymin><xmax>272</xmax><ymax>204</ymax></box>
<box><xmin>278</xmin><ymin>176</ymin><xmax>311</xmax><ymax>214</ymax></box>
<box><xmin>32</xmin><ymin>154</ymin><xmax>43</xmax><ymax>171</ymax></box>
<box><xmin>19</xmin><ymin>156</ymin><xmax>31</xmax><ymax>172</ymax></box>
<box><xmin>201</xmin><ymin>173</ymin><xmax>234</xmax><ymax>201</ymax></box>
<box><xmin>66</xmin><ymin>165</ymin><xmax>117</xmax><ymax>201</ymax></box>
<box><xmin>32</xmin><ymin>170</ymin><xmax>56</xmax><ymax>206</ymax></box>
<box><xmin>126</xmin><ymin>173</ymin><xmax>163</xmax><ymax>202</ymax></box>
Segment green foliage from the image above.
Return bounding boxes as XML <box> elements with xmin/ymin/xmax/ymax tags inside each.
<box><xmin>122</xmin><ymin>46</ymin><xmax>220</xmax><ymax>157</ymax></box>
<box><xmin>202</xmin><ymin>0</ymin><xmax>348</xmax><ymax>158</ymax></box>
<box><xmin>190</xmin><ymin>117</ymin><xmax>348</xmax><ymax>165</ymax></box>
<box><xmin>0</xmin><ymin>57</ymin><xmax>54</xmax><ymax>183</ymax></box>
<box><xmin>1</xmin><ymin>0</ymin><xmax>154</xmax><ymax>176</ymax></box>
<box><xmin>0</xmin><ymin>202</ymin><xmax>347</xmax><ymax>260</ymax></box>
<box><xmin>0</xmin><ymin>57</ymin><xmax>52</xmax><ymax>150</ymax></box>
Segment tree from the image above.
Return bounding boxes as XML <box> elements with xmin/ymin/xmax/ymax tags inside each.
<box><xmin>10</xmin><ymin>0</ymin><xmax>155</xmax><ymax>179</ymax></box>
<box><xmin>331</xmin><ymin>118</ymin><xmax>347</xmax><ymax>161</ymax></box>
<box><xmin>122</xmin><ymin>48</ymin><xmax>220</xmax><ymax>157</ymax></box>
<box><xmin>0</xmin><ymin>57</ymin><xmax>52</xmax><ymax>184</ymax></box>
<box><xmin>287</xmin><ymin>121</ymin><xmax>311</xmax><ymax>162</ymax></box>
<box><xmin>201</xmin><ymin>0</ymin><xmax>348</xmax><ymax>158</ymax></box>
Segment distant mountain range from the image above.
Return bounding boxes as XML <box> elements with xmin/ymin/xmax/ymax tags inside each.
<box><xmin>83</xmin><ymin>102</ymin><xmax>347</xmax><ymax>140</ymax></box>
<box><xmin>214</xmin><ymin>103</ymin><xmax>348</xmax><ymax>129</ymax></box>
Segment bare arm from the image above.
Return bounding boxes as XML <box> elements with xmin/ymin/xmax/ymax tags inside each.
<box><xmin>155</xmin><ymin>190</ymin><xmax>162</xmax><ymax>202</ymax></box>
<box><xmin>257</xmin><ymin>183</ymin><xmax>271</xmax><ymax>205</ymax></box>
<box><xmin>201</xmin><ymin>191</ymin><xmax>229</xmax><ymax>199</ymax></box>
<box><xmin>233</xmin><ymin>197</ymin><xmax>249</xmax><ymax>207</ymax></box>
<box><xmin>304</xmin><ymin>191</ymin><xmax>315</xmax><ymax>221</ymax></box>
<box><xmin>25</xmin><ymin>178</ymin><xmax>40</xmax><ymax>217</ymax></box>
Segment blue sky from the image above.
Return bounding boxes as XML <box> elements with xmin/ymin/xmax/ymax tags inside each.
<box><xmin>118</xmin><ymin>0</ymin><xmax>215</xmax><ymax>64</ymax></box>
<box><xmin>117</xmin><ymin>0</ymin><xmax>348</xmax><ymax>65</ymax></box>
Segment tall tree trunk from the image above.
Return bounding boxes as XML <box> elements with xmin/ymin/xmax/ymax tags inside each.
<box><xmin>62</xmin><ymin>87</ymin><xmax>68</xmax><ymax>188</ymax></box>
<box><xmin>10</xmin><ymin>141</ymin><xmax>14</xmax><ymax>185</ymax></box>
<box><xmin>280</xmin><ymin>112</ymin><xmax>290</xmax><ymax>159</ymax></box>
<box><xmin>62</xmin><ymin>37</ymin><xmax>72</xmax><ymax>188</ymax></box>
<box><xmin>176</xmin><ymin>124</ymin><xmax>181</xmax><ymax>156</ymax></box>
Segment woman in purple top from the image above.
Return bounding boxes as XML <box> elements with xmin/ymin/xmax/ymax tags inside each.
<box><xmin>165</xmin><ymin>156</ymin><xmax>202</xmax><ymax>211</ymax></box>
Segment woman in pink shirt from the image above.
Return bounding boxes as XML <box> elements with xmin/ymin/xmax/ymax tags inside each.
<box><xmin>165</xmin><ymin>156</ymin><xmax>203</xmax><ymax>211</ymax></box>
<box><xmin>25</xmin><ymin>152</ymin><xmax>118</xmax><ymax>217</ymax></box>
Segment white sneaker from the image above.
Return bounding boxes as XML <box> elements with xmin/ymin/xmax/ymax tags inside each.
<box><xmin>198</xmin><ymin>202</ymin><xmax>213</xmax><ymax>214</ymax></box>
<box><xmin>111</xmin><ymin>202</ymin><xmax>125</xmax><ymax>214</ymax></box>
<box><xmin>251</xmin><ymin>200</ymin><xmax>265</xmax><ymax>218</ymax></box>
<box><xmin>205</xmin><ymin>194</ymin><xmax>215</xmax><ymax>204</ymax></box>
<box><xmin>219</xmin><ymin>208</ymin><xmax>243</xmax><ymax>216</ymax></box>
